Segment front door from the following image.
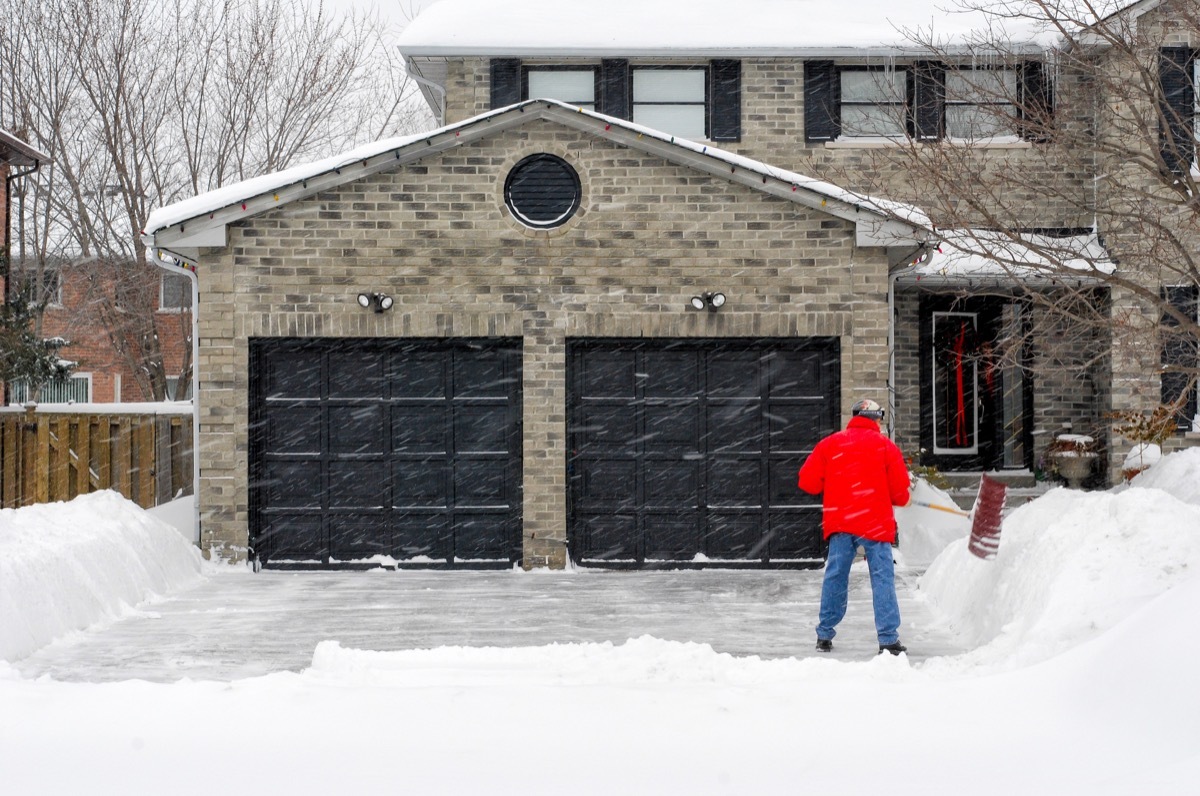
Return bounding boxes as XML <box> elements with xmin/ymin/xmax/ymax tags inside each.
<box><xmin>919</xmin><ymin>296</ymin><xmax>1032</xmax><ymax>471</ymax></box>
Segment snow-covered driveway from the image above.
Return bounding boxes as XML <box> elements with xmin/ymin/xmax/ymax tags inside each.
<box><xmin>16</xmin><ymin>567</ymin><xmax>964</xmax><ymax>682</ymax></box>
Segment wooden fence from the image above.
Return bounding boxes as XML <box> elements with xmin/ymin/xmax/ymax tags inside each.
<box><xmin>0</xmin><ymin>407</ymin><xmax>193</xmax><ymax>510</ymax></box>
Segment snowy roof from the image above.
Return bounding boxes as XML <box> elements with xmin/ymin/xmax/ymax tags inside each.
<box><xmin>0</xmin><ymin>128</ymin><xmax>49</xmax><ymax>167</ymax></box>
<box><xmin>906</xmin><ymin>228</ymin><xmax>1115</xmax><ymax>285</ymax></box>
<box><xmin>397</xmin><ymin>0</ymin><xmax>1058</xmax><ymax>56</ymax></box>
<box><xmin>143</xmin><ymin>99</ymin><xmax>931</xmax><ymax>259</ymax></box>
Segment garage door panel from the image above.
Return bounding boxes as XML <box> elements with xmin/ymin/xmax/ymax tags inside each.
<box><xmin>708</xmin><ymin>458</ymin><xmax>762</xmax><ymax>506</ymax></box>
<box><xmin>454</xmin><ymin>514</ymin><xmax>516</xmax><ymax>560</ymax></box>
<box><xmin>329</xmin><ymin>404</ymin><xmax>387</xmax><ymax>454</ymax></box>
<box><xmin>389</xmin><ymin>514</ymin><xmax>451</xmax><ymax>560</ymax></box>
<box><xmin>259</xmin><ymin>515</ymin><xmax>325</xmax><ymax>561</ymax></box>
<box><xmin>707</xmin><ymin>401</ymin><xmax>760</xmax><ymax>452</ymax></box>
<box><xmin>391</xmin><ymin>354</ymin><xmax>444</xmax><ymax>398</ymax></box>
<box><xmin>391</xmin><ymin>405</ymin><xmax>446</xmax><ymax>453</ymax></box>
<box><xmin>575</xmin><ymin>402</ymin><xmax>638</xmax><ymax>449</ymax></box>
<box><xmin>328</xmin><ymin>461</ymin><xmax>386</xmax><ymax>508</ymax></box>
<box><xmin>454</xmin><ymin>459</ymin><xmax>509</xmax><ymax>507</ymax></box>
<box><xmin>708</xmin><ymin>357</ymin><xmax>760</xmax><ymax>396</ymax></box>
<box><xmin>644</xmin><ymin>459</ymin><xmax>699</xmax><ymax>505</ymax></box>
<box><xmin>329</xmin><ymin>514</ymin><xmax>389</xmax><ymax>560</ymax></box>
<box><xmin>263</xmin><ymin>406</ymin><xmax>322</xmax><ymax>454</ymax></box>
<box><xmin>643</xmin><ymin>351</ymin><xmax>699</xmax><ymax>398</ymax></box>
<box><xmin>768</xmin><ymin>351</ymin><xmax>826</xmax><ymax>395</ymax></box>
<box><xmin>769</xmin><ymin>511</ymin><xmax>825</xmax><ymax>560</ymax></box>
<box><xmin>768</xmin><ymin>457</ymin><xmax>817</xmax><ymax>506</ymax></box>
<box><xmin>645</xmin><ymin>513</ymin><xmax>701</xmax><ymax>559</ymax></box>
<box><xmin>768</xmin><ymin>402</ymin><xmax>826</xmax><ymax>453</ymax></box>
<box><xmin>264</xmin><ymin>349</ymin><xmax>321</xmax><ymax>399</ymax></box>
<box><xmin>705</xmin><ymin>514</ymin><xmax>766</xmax><ymax>559</ymax></box>
<box><xmin>644</xmin><ymin>400</ymin><xmax>699</xmax><ymax>448</ymax></box>
<box><xmin>329</xmin><ymin>352</ymin><xmax>387</xmax><ymax>399</ymax></box>
<box><xmin>455</xmin><ymin>351</ymin><xmax>515</xmax><ymax>398</ymax></box>
<box><xmin>577</xmin><ymin>514</ymin><xmax>638</xmax><ymax>560</ymax></box>
<box><xmin>392</xmin><ymin>460</ymin><xmax>448</xmax><ymax>507</ymax></box>
<box><xmin>263</xmin><ymin>461</ymin><xmax>322</xmax><ymax>507</ymax></box>
<box><xmin>455</xmin><ymin>405</ymin><xmax>511</xmax><ymax>453</ymax></box>
<box><xmin>580</xmin><ymin>352</ymin><xmax>637</xmax><ymax>398</ymax></box>
<box><xmin>575</xmin><ymin>459</ymin><xmax>638</xmax><ymax>505</ymax></box>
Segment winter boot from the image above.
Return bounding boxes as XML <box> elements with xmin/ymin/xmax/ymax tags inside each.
<box><xmin>815</xmin><ymin>639</ymin><xmax>833</xmax><ymax>653</ymax></box>
<box><xmin>878</xmin><ymin>642</ymin><xmax>907</xmax><ymax>656</ymax></box>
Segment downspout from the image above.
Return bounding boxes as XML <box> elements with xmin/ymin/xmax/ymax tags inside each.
<box><xmin>4</xmin><ymin>161</ymin><xmax>42</xmax><ymax>409</ymax></box>
<box><xmin>409</xmin><ymin>69</ymin><xmax>447</xmax><ymax>127</ymax></box>
<box><xmin>888</xmin><ymin>249</ymin><xmax>931</xmax><ymax>440</ymax></box>
<box><xmin>147</xmin><ymin>246</ymin><xmax>201</xmax><ymax>549</ymax></box>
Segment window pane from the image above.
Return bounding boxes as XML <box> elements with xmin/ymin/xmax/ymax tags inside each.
<box><xmin>946</xmin><ymin>69</ymin><xmax>1017</xmax><ymax>103</ymax></box>
<box><xmin>946</xmin><ymin>105</ymin><xmax>1017</xmax><ymax>139</ymax></box>
<box><xmin>841</xmin><ymin>105</ymin><xmax>905</xmax><ymax>137</ymax></box>
<box><xmin>632</xmin><ymin>105</ymin><xmax>706</xmax><ymax>139</ymax></box>
<box><xmin>840</xmin><ymin>70</ymin><xmax>905</xmax><ymax>103</ymax></box>
<box><xmin>527</xmin><ymin>70</ymin><xmax>595</xmax><ymax>105</ymax></box>
<box><xmin>161</xmin><ymin>273</ymin><xmax>192</xmax><ymax>309</ymax></box>
<box><xmin>633</xmin><ymin>69</ymin><xmax>706</xmax><ymax>103</ymax></box>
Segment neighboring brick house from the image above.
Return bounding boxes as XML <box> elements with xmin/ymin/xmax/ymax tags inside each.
<box><xmin>142</xmin><ymin>0</ymin><xmax>1198</xmax><ymax>568</ymax></box>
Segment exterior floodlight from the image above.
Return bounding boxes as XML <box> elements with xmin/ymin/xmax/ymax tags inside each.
<box><xmin>690</xmin><ymin>295</ymin><xmax>707</xmax><ymax>311</ymax></box>
<box><xmin>709</xmin><ymin>292</ymin><xmax>726</xmax><ymax>309</ymax></box>
<box><xmin>356</xmin><ymin>291</ymin><xmax>394</xmax><ymax>313</ymax></box>
<box><xmin>689</xmin><ymin>291</ymin><xmax>727</xmax><ymax>312</ymax></box>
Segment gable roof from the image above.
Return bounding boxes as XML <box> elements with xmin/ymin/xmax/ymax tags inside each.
<box><xmin>143</xmin><ymin>99</ymin><xmax>932</xmax><ymax>263</ymax></box>
<box><xmin>0</xmin><ymin>129</ymin><xmax>49</xmax><ymax>168</ymax></box>
<box><xmin>397</xmin><ymin>0</ymin><xmax>1057</xmax><ymax>57</ymax></box>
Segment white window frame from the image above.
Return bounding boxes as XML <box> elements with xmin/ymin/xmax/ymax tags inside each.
<box><xmin>524</xmin><ymin>66</ymin><xmax>597</xmax><ymax>110</ymax></box>
<box><xmin>631</xmin><ymin>66</ymin><xmax>708</xmax><ymax>140</ymax></box>
<box><xmin>166</xmin><ymin>375</ymin><xmax>193</xmax><ymax>401</ymax></box>
<box><xmin>944</xmin><ymin>67</ymin><xmax>1020</xmax><ymax>143</ymax></box>
<box><xmin>838</xmin><ymin>66</ymin><xmax>908</xmax><ymax>140</ymax></box>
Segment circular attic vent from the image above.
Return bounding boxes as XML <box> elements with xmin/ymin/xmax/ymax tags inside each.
<box><xmin>503</xmin><ymin>154</ymin><xmax>581</xmax><ymax>229</ymax></box>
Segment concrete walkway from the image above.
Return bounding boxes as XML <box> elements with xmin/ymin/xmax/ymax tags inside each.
<box><xmin>16</xmin><ymin>566</ymin><xmax>966</xmax><ymax>683</ymax></box>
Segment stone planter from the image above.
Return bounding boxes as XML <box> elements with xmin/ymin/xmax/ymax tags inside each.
<box><xmin>1052</xmin><ymin>451</ymin><xmax>1098</xmax><ymax>489</ymax></box>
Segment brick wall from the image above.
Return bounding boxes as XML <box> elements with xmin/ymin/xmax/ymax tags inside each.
<box><xmin>194</xmin><ymin>122</ymin><xmax>893</xmax><ymax>562</ymax></box>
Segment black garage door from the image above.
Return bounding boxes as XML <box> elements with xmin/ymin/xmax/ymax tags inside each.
<box><xmin>567</xmin><ymin>338</ymin><xmax>838</xmax><ymax>568</ymax></box>
<box><xmin>249</xmin><ymin>338</ymin><xmax>522</xmax><ymax>569</ymax></box>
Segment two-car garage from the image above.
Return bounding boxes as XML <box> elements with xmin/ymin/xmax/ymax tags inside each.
<box><xmin>249</xmin><ymin>336</ymin><xmax>839</xmax><ymax>569</ymax></box>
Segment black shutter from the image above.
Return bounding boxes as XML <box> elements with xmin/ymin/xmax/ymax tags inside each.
<box><xmin>1158</xmin><ymin>47</ymin><xmax>1196</xmax><ymax>176</ymax></box>
<box><xmin>709</xmin><ymin>59</ymin><xmax>742</xmax><ymax>142</ymax></box>
<box><xmin>599</xmin><ymin>59</ymin><xmax>631</xmax><ymax>119</ymax></box>
<box><xmin>1161</xmin><ymin>285</ymin><xmax>1199</xmax><ymax>430</ymax></box>
<box><xmin>1019</xmin><ymin>61</ymin><xmax>1053</xmax><ymax>143</ymax></box>
<box><xmin>490</xmin><ymin>58</ymin><xmax>522</xmax><ymax>109</ymax></box>
<box><xmin>913</xmin><ymin>61</ymin><xmax>945</xmax><ymax>141</ymax></box>
<box><xmin>804</xmin><ymin>60</ymin><xmax>840</xmax><ymax>143</ymax></box>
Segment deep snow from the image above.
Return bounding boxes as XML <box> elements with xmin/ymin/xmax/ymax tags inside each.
<box><xmin>2</xmin><ymin>450</ymin><xmax>1200</xmax><ymax>794</ymax></box>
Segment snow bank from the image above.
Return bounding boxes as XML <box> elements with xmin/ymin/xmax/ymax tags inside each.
<box><xmin>895</xmin><ymin>477</ymin><xmax>971</xmax><ymax>568</ymax></box>
<box><xmin>0</xmin><ymin>492</ymin><xmax>203</xmax><ymax>662</ymax></box>
<box><xmin>1127</xmin><ymin>446</ymin><xmax>1200</xmax><ymax>506</ymax></box>
<box><xmin>919</xmin><ymin>470</ymin><xmax>1200</xmax><ymax>668</ymax></box>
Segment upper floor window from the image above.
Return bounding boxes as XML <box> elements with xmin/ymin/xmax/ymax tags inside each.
<box><xmin>945</xmin><ymin>68</ymin><xmax>1019</xmax><ymax>140</ymax></box>
<box><xmin>1156</xmin><ymin>46</ymin><xmax>1196</xmax><ymax>174</ymax></box>
<box><xmin>839</xmin><ymin>68</ymin><xmax>907</xmax><ymax>138</ymax></box>
<box><xmin>805</xmin><ymin>59</ymin><xmax>1047</xmax><ymax>144</ymax></box>
<box><xmin>491</xmin><ymin>58</ymin><xmax>741</xmax><ymax>143</ymax></box>
<box><xmin>632</xmin><ymin>67</ymin><xmax>707</xmax><ymax>140</ymax></box>
<box><xmin>526</xmin><ymin>68</ymin><xmax>596</xmax><ymax>111</ymax></box>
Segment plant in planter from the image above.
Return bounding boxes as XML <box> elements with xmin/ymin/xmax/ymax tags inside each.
<box><xmin>1111</xmin><ymin>404</ymin><xmax>1179</xmax><ymax>481</ymax></box>
<box><xmin>1044</xmin><ymin>433</ymin><xmax>1100</xmax><ymax>489</ymax></box>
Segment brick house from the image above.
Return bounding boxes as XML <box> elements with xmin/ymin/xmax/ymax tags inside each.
<box><xmin>141</xmin><ymin>0</ymin><xmax>1198</xmax><ymax>568</ymax></box>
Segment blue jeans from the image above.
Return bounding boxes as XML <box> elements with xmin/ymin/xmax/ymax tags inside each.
<box><xmin>816</xmin><ymin>533</ymin><xmax>901</xmax><ymax>645</ymax></box>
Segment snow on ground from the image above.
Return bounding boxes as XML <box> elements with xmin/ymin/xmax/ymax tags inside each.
<box><xmin>2</xmin><ymin>451</ymin><xmax>1200</xmax><ymax>794</ymax></box>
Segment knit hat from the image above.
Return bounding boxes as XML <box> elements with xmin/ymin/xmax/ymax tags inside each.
<box><xmin>851</xmin><ymin>398</ymin><xmax>885</xmax><ymax>420</ymax></box>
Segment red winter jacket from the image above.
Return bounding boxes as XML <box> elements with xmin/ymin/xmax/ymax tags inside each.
<box><xmin>797</xmin><ymin>416</ymin><xmax>911</xmax><ymax>543</ymax></box>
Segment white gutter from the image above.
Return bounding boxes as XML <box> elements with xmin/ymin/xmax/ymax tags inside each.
<box><xmin>147</xmin><ymin>247</ymin><xmax>201</xmax><ymax>549</ymax></box>
<box><xmin>406</xmin><ymin>59</ymin><xmax>447</xmax><ymax>127</ymax></box>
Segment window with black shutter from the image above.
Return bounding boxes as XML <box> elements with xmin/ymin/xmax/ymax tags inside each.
<box><xmin>491</xmin><ymin>59</ymin><xmax>522</xmax><ymax>109</ymax></box>
<box><xmin>1158</xmin><ymin>47</ymin><xmax>1197</xmax><ymax>176</ymax></box>
<box><xmin>1161</xmin><ymin>285</ymin><xmax>1199</xmax><ymax>431</ymax></box>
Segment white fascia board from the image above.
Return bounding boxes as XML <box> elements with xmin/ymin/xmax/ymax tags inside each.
<box><xmin>398</xmin><ymin>44</ymin><xmax>1046</xmax><ymax>59</ymax></box>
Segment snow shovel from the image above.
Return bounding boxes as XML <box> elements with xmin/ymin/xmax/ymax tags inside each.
<box><xmin>967</xmin><ymin>474</ymin><xmax>1008</xmax><ymax>560</ymax></box>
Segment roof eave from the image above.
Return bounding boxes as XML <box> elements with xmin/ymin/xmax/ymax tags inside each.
<box><xmin>399</xmin><ymin>44</ymin><xmax>1048</xmax><ymax>59</ymax></box>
